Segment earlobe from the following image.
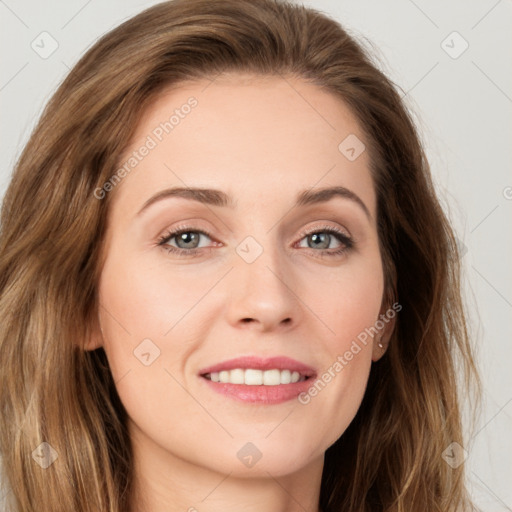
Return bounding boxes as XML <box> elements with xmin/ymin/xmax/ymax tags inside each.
<box><xmin>371</xmin><ymin>306</ymin><xmax>396</xmax><ymax>362</ymax></box>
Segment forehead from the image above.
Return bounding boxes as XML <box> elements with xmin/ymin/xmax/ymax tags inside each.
<box><xmin>110</xmin><ymin>73</ymin><xmax>375</xmax><ymax>218</ymax></box>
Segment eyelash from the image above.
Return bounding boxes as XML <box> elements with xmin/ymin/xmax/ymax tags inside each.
<box><xmin>157</xmin><ymin>224</ymin><xmax>354</xmax><ymax>258</ymax></box>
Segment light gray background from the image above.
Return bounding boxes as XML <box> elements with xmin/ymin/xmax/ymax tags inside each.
<box><xmin>1</xmin><ymin>0</ymin><xmax>511</xmax><ymax>510</ymax></box>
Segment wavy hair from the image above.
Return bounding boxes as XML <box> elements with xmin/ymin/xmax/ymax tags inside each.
<box><xmin>0</xmin><ymin>0</ymin><xmax>481</xmax><ymax>510</ymax></box>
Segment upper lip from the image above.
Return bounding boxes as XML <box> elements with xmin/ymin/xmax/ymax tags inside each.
<box><xmin>199</xmin><ymin>356</ymin><xmax>317</xmax><ymax>378</ymax></box>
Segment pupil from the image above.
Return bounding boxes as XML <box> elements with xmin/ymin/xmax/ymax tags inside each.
<box><xmin>177</xmin><ymin>232</ymin><xmax>199</xmax><ymax>248</ymax></box>
<box><xmin>310</xmin><ymin>233</ymin><xmax>329</xmax><ymax>249</ymax></box>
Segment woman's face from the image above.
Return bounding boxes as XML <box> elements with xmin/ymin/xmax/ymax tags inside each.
<box><xmin>93</xmin><ymin>74</ymin><xmax>390</xmax><ymax>478</ymax></box>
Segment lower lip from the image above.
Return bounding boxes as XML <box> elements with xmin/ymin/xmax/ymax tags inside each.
<box><xmin>200</xmin><ymin>375</ymin><xmax>315</xmax><ymax>404</ymax></box>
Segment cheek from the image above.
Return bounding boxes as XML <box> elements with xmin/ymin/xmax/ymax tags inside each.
<box><xmin>296</xmin><ymin>257</ymin><xmax>383</xmax><ymax>444</ymax></box>
<box><xmin>96</xmin><ymin>251</ymin><xmax>204</xmax><ymax>434</ymax></box>
<box><xmin>98</xmin><ymin>248</ymin><xmax>215</xmax><ymax>341</ymax></box>
<box><xmin>96</xmin><ymin>251</ymin><xmax>170</xmax><ymax>379</ymax></box>
<box><xmin>96</xmin><ymin>248</ymin><xmax>223</xmax><ymax>392</ymax></box>
<box><xmin>312</xmin><ymin>256</ymin><xmax>384</xmax><ymax>350</ymax></box>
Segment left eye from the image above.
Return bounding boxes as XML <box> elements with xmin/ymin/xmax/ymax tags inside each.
<box><xmin>297</xmin><ymin>231</ymin><xmax>345</xmax><ymax>250</ymax></box>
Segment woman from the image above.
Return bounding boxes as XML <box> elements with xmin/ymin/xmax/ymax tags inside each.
<box><xmin>0</xmin><ymin>0</ymin><xmax>481</xmax><ymax>510</ymax></box>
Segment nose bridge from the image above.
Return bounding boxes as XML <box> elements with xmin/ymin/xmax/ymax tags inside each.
<box><xmin>226</xmin><ymin>233</ymin><xmax>299</xmax><ymax>330</ymax></box>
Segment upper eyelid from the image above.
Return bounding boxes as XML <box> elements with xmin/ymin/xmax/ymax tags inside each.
<box><xmin>300</xmin><ymin>224</ymin><xmax>350</xmax><ymax>237</ymax></box>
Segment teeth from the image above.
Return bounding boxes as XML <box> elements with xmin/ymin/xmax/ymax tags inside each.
<box><xmin>229</xmin><ymin>368</ymin><xmax>245</xmax><ymax>384</ymax></box>
<box><xmin>207</xmin><ymin>369</ymin><xmax>305</xmax><ymax>385</ymax></box>
<box><xmin>245</xmin><ymin>369</ymin><xmax>263</xmax><ymax>385</ymax></box>
<box><xmin>280</xmin><ymin>369</ymin><xmax>291</xmax><ymax>384</ymax></box>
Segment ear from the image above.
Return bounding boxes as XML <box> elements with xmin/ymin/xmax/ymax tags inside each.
<box><xmin>371</xmin><ymin>302</ymin><xmax>398</xmax><ymax>362</ymax></box>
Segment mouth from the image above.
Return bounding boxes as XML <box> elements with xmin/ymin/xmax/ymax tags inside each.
<box><xmin>198</xmin><ymin>356</ymin><xmax>317</xmax><ymax>403</ymax></box>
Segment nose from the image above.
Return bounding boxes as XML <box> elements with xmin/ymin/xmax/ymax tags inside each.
<box><xmin>224</xmin><ymin>245</ymin><xmax>300</xmax><ymax>333</ymax></box>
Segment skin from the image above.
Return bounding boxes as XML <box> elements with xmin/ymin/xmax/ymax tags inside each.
<box><xmin>87</xmin><ymin>74</ymin><xmax>394</xmax><ymax>512</ymax></box>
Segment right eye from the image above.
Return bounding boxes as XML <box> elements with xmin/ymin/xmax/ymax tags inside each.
<box><xmin>157</xmin><ymin>227</ymin><xmax>219</xmax><ymax>257</ymax></box>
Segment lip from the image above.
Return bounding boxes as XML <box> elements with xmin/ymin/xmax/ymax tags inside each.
<box><xmin>198</xmin><ymin>356</ymin><xmax>317</xmax><ymax>378</ymax></box>
<box><xmin>198</xmin><ymin>356</ymin><xmax>317</xmax><ymax>405</ymax></box>
<box><xmin>200</xmin><ymin>377</ymin><xmax>315</xmax><ymax>404</ymax></box>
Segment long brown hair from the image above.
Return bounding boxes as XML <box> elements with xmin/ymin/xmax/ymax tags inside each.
<box><xmin>0</xmin><ymin>0</ymin><xmax>481</xmax><ymax>510</ymax></box>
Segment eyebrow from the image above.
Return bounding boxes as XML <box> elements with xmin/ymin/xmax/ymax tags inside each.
<box><xmin>136</xmin><ymin>185</ymin><xmax>371</xmax><ymax>220</ymax></box>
